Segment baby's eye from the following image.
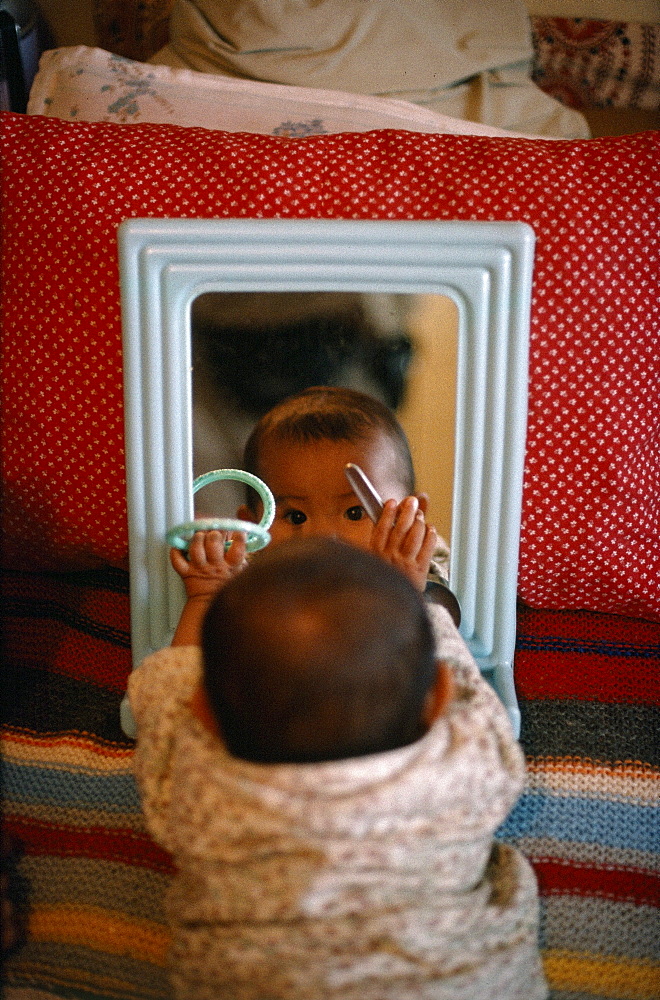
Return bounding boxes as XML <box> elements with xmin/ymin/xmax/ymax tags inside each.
<box><xmin>345</xmin><ymin>505</ymin><xmax>365</xmax><ymax>522</ymax></box>
<box><xmin>283</xmin><ymin>509</ymin><xmax>307</xmax><ymax>526</ymax></box>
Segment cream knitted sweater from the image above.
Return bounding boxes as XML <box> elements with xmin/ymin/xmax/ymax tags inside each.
<box><xmin>129</xmin><ymin>605</ymin><xmax>547</xmax><ymax>999</ymax></box>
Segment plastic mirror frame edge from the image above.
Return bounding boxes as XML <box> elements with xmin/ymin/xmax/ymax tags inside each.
<box><xmin>118</xmin><ymin>218</ymin><xmax>535</xmax><ymax>738</ymax></box>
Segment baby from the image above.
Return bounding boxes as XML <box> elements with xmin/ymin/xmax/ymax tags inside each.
<box><xmin>129</xmin><ymin>533</ymin><xmax>547</xmax><ymax>999</ymax></box>
<box><xmin>233</xmin><ymin>384</ymin><xmax>451</xmax><ymax>593</ymax></box>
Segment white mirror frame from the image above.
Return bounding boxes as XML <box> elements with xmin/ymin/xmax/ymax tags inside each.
<box><xmin>118</xmin><ymin>218</ymin><xmax>535</xmax><ymax>737</ymax></box>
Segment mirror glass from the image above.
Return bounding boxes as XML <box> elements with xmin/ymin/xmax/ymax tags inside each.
<box><xmin>191</xmin><ymin>291</ymin><xmax>457</xmax><ymax>544</ymax></box>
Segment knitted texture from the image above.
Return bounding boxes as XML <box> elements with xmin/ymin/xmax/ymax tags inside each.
<box><xmin>2</xmin><ymin>567</ymin><xmax>658</xmax><ymax>998</ymax></box>
<box><xmin>499</xmin><ymin>603</ymin><xmax>660</xmax><ymax>1000</ymax></box>
<box><xmin>1</xmin><ymin>566</ymin><xmax>173</xmax><ymax>997</ymax></box>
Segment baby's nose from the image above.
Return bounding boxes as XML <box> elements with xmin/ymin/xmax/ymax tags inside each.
<box><xmin>306</xmin><ymin>516</ymin><xmax>344</xmax><ymax>541</ymax></box>
<box><xmin>311</xmin><ymin>522</ymin><xmax>340</xmax><ymax>539</ymax></box>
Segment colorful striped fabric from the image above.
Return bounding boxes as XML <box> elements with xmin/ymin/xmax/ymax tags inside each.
<box><xmin>2</xmin><ymin>569</ymin><xmax>659</xmax><ymax>999</ymax></box>
<box><xmin>1</xmin><ymin>567</ymin><xmax>173</xmax><ymax>999</ymax></box>
<box><xmin>499</xmin><ymin>605</ymin><xmax>660</xmax><ymax>1000</ymax></box>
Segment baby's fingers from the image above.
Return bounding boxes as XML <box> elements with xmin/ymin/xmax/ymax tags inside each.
<box><xmin>224</xmin><ymin>531</ymin><xmax>248</xmax><ymax>568</ymax></box>
<box><xmin>202</xmin><ymin>529</ymin><xmax>229</xmax><ymax>565</ymax></box>
<box><xmin>371</xmin><ymin>496</ymin><xmax>421</xmax><ymax>555</ymax></box>
<box><xmin>186</xmin><ymin>529</ymin><xmax>213</xmax><ymax>567</ymax></box>
<box><xmin>200</xmin><ymin>530</ymin><xmax>247</xmax><ymax>572</ymax></box>
<box><xmin>170</xmin><ymin>545</ymin><xmax>192</xmax><ymax>577</ymax></box>
<box><xmin>370</xmin><ymin>498</ymin><xmax>399</xmax><ymax>551</ymax></box>
<box><xmin>397</xmin><ymin>511</ymin><xmax>430</xmax><ymax>560</ymax></box>
<box><xmin>385</xmin><ymin>496</ymin><xmax>422</xmax><ymax>550</ymax></box>
<box><xmin>418</xmin><ymin>523</ymin><xmax>438</xmax><ymax>566</ymax></box>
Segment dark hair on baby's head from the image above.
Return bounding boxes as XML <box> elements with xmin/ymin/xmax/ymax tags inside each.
<box><xmin>201</xmin><ymin>537</ymin><xmax>436</xmax><ymax>765</ymax></box>
<box><xmin>242</xmin><ymin>386</ymin><xmax>415</xmax><ymax>510</ymax></box>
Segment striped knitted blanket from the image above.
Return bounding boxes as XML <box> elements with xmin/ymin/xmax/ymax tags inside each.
<box><xmin>1</xmin><ymin>566</ymin><xmax>658</xmax><ymax>999</ymax></box>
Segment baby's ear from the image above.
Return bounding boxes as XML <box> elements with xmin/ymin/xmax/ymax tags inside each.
<box><xmin>237</xmin><ymin>504</ymin><xmax>259</xmax><ymax>523</ymax></box>
<box><xmin>422</xmin><ymin>660</ymin><xmax>455</xmax><ymax>727</ymax></box>
<box><xmin>416</xmin><ymin>493</ymin><xmax>430</xmax><ymax>516</ymax></box>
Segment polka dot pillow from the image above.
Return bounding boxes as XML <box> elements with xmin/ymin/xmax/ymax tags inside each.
<box><xmin>1</xmin><ymin>113</ymin><xmax>658</xmax><ymax>619</ymax></box>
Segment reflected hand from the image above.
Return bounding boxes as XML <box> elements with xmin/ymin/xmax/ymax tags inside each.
<box><xmin>369</xmin><ymin>496</ymin><xmax>437</xmax><ymax>592</ymax></box>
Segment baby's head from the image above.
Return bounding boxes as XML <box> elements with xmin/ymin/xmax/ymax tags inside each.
<box><xmin>238</xmin><ymin>386</ymin><xmax>419</xmax><ymax>548</ymax></box>
<box><xmin>201</xmin><ymin>537</ymin><xmax>449</xmax><ymax>764</ymax></box>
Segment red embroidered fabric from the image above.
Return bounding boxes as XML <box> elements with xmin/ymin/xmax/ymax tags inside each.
<box><xmin>1</xmin><ymin>114</ymin><xmax>658</xmax><ymax>617</ymax></box>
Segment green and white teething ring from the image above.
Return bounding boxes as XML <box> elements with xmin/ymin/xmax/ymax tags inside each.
<box><xmin>166</xmin><ymin>469</ymin><xmax>275</xmax><ymax>553</ymax></box>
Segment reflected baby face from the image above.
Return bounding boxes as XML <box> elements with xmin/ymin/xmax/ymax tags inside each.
<box><xmin>243</xmin><ymin>433</ymin><xmax>408</xmax><ymax>549</ymax></box>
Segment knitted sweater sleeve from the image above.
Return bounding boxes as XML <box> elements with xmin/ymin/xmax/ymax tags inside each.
<box><xmin>127</xmin><ymin>645</ymin><xmax>202</xmax><ymax>853</ymax></box>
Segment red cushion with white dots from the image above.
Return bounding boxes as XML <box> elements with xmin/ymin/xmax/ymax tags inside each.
<box><xmin>1</xmin><ymin>114</ymin><xmax>658</xmax><ymax>619</ymax></box>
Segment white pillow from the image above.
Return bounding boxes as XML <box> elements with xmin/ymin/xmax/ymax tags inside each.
<box><xmin>28</xmin><ymin>45</ymin><xmax>545</xmax><ymax>137</ymax></box>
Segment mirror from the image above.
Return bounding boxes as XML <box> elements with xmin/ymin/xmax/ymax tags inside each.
<box><xmin>118</xmin><ymin>218</ymin><xmax>535</xmax><ymax>737</ymax></box>
<box><xmin>190</xmin><ymin>291</ymin><xmax>457</xmax><ymax>545</ymax></box>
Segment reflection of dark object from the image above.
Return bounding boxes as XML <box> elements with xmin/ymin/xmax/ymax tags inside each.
<box><xmin>194</xmin><ymin>302</ymin><xmax>413</xmax><ymax>415</ymax></box>
<box><xmin>424</xmin><ymin>579</ymin><xmax>461</xmax><ymax>628</ymax></box>
<box><xmin>0</xmin><ymin>1</ymin><xmax>52</xmax><ymax>113</ymax></box>
<box><xmin>370</xmin><ymin>335</ymin><xmax>414</xmax><ymax>411</ymax></box>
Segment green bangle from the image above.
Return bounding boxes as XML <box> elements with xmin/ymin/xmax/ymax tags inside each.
<box><xmin>166</xmin><ymin>469</ymin><xmax>275</xmax><ymax>553</ymax></box>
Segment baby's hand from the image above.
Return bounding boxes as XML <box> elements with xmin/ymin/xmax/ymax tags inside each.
<box><xmin>170</xmin><ymin>529</ymin><xmax>248</xmax><ymax>599</ymax></box>
<box><xmin>370</xmin><ymin>496</ymin><xmax>437</xmax><ymax>592</ymax></box>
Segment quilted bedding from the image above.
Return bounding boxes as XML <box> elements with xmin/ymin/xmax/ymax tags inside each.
<box><xmin>91</xmin><ymin>0</ymin><xmax>660</xmax><ymax>115</ymax></box>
